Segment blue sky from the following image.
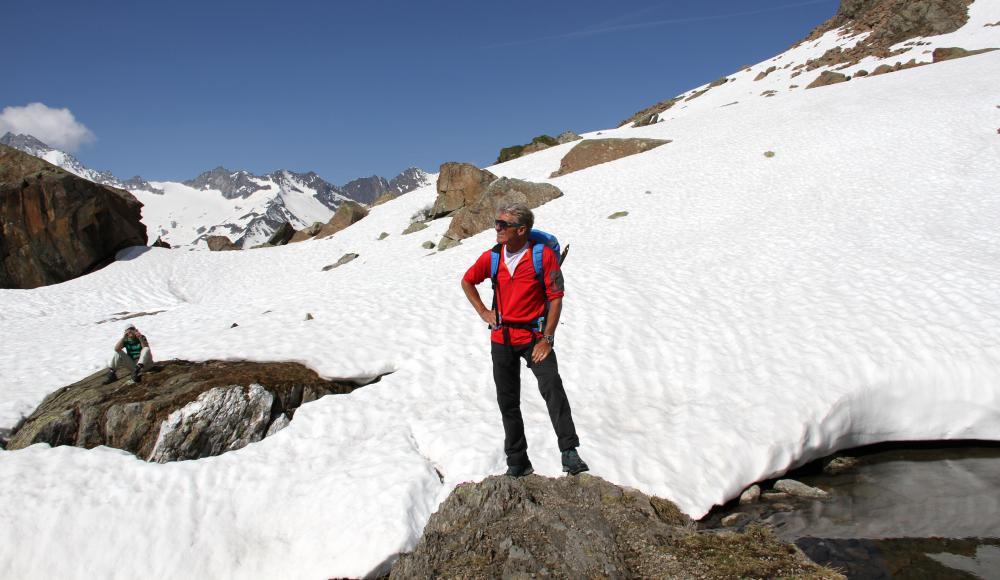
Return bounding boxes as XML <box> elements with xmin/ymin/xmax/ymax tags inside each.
<box><xmin>3</xmin><ymin>0</ymin><xmax>838</xmax><ymax>184</ymax></box>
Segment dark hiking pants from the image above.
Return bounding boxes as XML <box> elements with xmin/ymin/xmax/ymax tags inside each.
<box><xmin>491</xmin><ymin>342</ymin><xmax>580</xmax><ymax>467</ymax></box>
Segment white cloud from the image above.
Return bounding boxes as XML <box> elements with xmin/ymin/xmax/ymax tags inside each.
<box><xmin>0</xmin><ymin>103</ymin><xmax>96</xmax><ymax>151</ymax></box>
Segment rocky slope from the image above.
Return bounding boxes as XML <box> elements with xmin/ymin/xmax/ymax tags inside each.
<box><xmin>0</xmin><ymin>144</ymin><xmax>146</xmax><ymax>289</ymax></box>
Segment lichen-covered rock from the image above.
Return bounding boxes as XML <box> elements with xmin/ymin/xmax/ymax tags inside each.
<box><xmin>430</xmin><ymin>162</ymin><xmax>497</xmax><ymax>219</ymax></box>
<box><xmin>441</xmin><ymin>177</ymin><xmax>562</xmax><ymax>244</ymax></box>
<box><xmin>550</xmin><ymin>138</ymin><xmax>671</xmax><ymax>178</ymax></box>
<box><xmin>0</xmin><ymin>144</ymin><xmax>147</xmax><ymax>289</ymax></box>
<box><xmin>391</xmin><ymin>474</ymin><xmax>840</xmax><ymax>579</ymax></box>
<box><xmin>5</xmin><ymin>360</ymin><xmax>364</xmax><ymax>461</ymax></box>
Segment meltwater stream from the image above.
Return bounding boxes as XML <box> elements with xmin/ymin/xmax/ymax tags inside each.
<box><xmin>768</xmin><ymin>444</ymin><xmax>1000</xmax><ymax>579</ymax></box>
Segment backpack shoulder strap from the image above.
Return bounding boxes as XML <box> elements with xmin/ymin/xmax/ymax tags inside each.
<box><xmin>490</xmin><ymin>243</ymin><xmax>502</xmax><ymax>282</ymax></box>
<box><xmin>531</xmin><ymin>242</ymin><xmax>545</xmax><ymax>288</ymax></box>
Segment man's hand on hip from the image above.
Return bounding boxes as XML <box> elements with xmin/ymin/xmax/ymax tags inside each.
<box><xmin>478</xmin><ymin>309</ymin><xmax>498</xmax><ymax>328</ymax></box>
<box><xmin>531</xmin><ymin>340</ymin><xmax>552</xmax><ymax>364</ymax></box>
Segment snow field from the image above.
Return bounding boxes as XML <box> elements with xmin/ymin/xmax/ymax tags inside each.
<box><xmin>1</xmin><ymin>18</ymin><xmax>1000</xmax><ymax>580</ymax></box>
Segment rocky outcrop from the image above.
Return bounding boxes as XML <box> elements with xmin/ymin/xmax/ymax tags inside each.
<box><xmin>314</xmin><ymin>201</ymin><xmax>369</xmax><ymax>239</ymax></box>
<box><xmin>439</xmin><ymin>177</ymin><xmax>563</xmax><ymax>248</ymax></box>
<box><xmin>265</xmin><ymin>221</ymin><xmax>294</xmax><ymax>246</ymax></box>
<box><xmin>550</xmin><ymin>138</ymin><xmax>672</xmax><ymax>178</ymax></box>
<box><xmin>619</xmin><ymin>97</ymin><xmax>682</xmax><ymax>128</ymax></box>
<box><xmin>5</xmin><ymin>360</ymin><xmax>369</xmax><ymax>462</ymax></box>
<box><xmin>430</xmin><ymin>163</ymin><xmax>497</xmax><ymax>220</ymax></box>
<box><xmin>391</xmin><ymin>474</ymin><xmax>839</xmax><ymax>579</ymax></box>
<box><xmin>0</xmin><ymin>145</ymin><xmax>147</xmax><ymax>289</ymax></box>
<box><xmin>206</xmin><ymin>235</ymin><xmax>239</xmax><ymax>251</ymax></box>
<box><xmin>496</xmin><ymin>132</ymin><xmax>583</xmax><ymax>164</ymax></box>
<box><xmin>799</xmin><ymin>0</ymin><xmax>973</xmax><ymax>71</ymax></box>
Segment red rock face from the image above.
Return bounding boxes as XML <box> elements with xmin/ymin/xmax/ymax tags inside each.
<box><xmin>0</xmin><ymin>145</ymin><xmax>147</xmax><ymax>289</ymax></box>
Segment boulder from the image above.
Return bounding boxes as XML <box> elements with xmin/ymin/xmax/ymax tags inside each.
<box><xmin>206</xmin><ymin>235</ymin><xmax>239</xmax><ymax>251</ymax></box>
<box><xmin>441</xmin><ymin>177</ymin><xmax>563</xmax><ymax>245</ymax></box>
<box><xmin>550</xmin><ymin>138</ymin><xmax>672</xmax><ymax>178</ymax></box>
<box><xmin>774</xmin><ymin>479</ymin><xmax>830</xmax><ymax>499</ymax></box>
<box><xmin>430</xmin><ymin>162</ymin><xmax>497</xmax><ymax>219</ymax></box>
<box><xmin>5</xmin><ymin>360</ymin><xmax>366</xmax><ymax>462</ymax></box>
<box><xmin>0</xmin><ymin>144</ymin><xmax>147</xmax><ymax>289</ymax></box>
<box><xmin>496</xmin><ymin>133</ymin><xmax>578</xmax><ymax>164</ymax></box>
<box><xmin>315</xmin><ymin>201</ymin><xmax>369</xmax><ymax>239</ymax></box>
<box><xmin>740</xmin><ymin>484</ymin><xmax>761</xmax><ymax>504</ymax></box>
<box><xmin>401</xmin><ymin>222</ymin><xmax>429</xmax><ymax>235</ymax></box>
<box><xmin>151</xmin><ymin>237</ymin><xmax>171</xmax><ymax>249</ymax></box>
<box><xmin>806</xmin><ymin>71</ymin><xmax>850</xmax><ymax>89</ymax></box>
<box><xmin>288</xmin><ymin>221</ymin><xmax>324</xmax><ymax>244</ymax></box>
<box><xmin>266</xmin><ymin>221</ymin><xmax>295</xmax><ymax>246</ymax></box>
<box><xmin>391</xmin><ymin>474</ymin><xmax>837</xmax><ymax>579</ymax></box>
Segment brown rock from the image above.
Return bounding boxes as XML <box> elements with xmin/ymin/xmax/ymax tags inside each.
<box><xmin>288</xmin><ymin>221</ymin><xmax>324</xmax><ymax>244</ymax></box>
<box><xmin>442</xmin><ymin>177</ymin><xmax>563</xmax><ymax>244</ymax></box>
<box><xmin>551</xmin><ymin>138</ymin><xmax>671</xmax><ymax>178</ymax></box>
<box><xmin>206</xmin><ymin>235</ymin><xmax>239</xmax><ymax>251</ymax></box>
<box><xmin>0</xmin><ymin>145</ymin><xmax>147</xmax><ymax>289</ymax></box>
<box><xmin>6</xmin><ymin>360</ymin><xmax>366</xmax><ymax>462</ymax></box>
<box><xmin>430</xmin><ymin>162</ymin><xmax>497</xmax><ymax>219</ymax></box>
<box><xmin>806</xmin><ymin>70</ymin><xmax>850</xmax><ymax>89</ymax></box>
<box><xmin>754</xmin><ymin>66</ymin><xmax>778</xmax><ymax>81</ymax></box>
<box><xmin>870</xmin><ymin>63</ymin><xmax>896</xmax><ymax>75</ymax></box>
<box><xmin>932</xmin><ymin>46</ymin><xmax>998</xmax><ymax>62</ymax></box>
<box><xmin>315</xmin><ymin>201</ymin><xmax>369</xmax><ymax>239</ymax></box>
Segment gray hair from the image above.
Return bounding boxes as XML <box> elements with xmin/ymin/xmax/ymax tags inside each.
<box><xmin>497</xmin><ymin>203</ymin><xmax>534</xmax><ymax>231</ymax></box>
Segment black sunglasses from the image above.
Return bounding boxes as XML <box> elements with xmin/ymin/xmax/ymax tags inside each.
<box><xmin>495</xmin><ymin>219</ymin><xmax>523</xmax><ymax>229</ymax></box>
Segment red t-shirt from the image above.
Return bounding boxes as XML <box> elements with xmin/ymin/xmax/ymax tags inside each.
<box><xmin>464</xmin><ymin>243</ymin><xmax>565</xmax><ymax>345</ymax></box>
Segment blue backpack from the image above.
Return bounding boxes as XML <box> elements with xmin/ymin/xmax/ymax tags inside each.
<box><xmin>489</xmin><ymin>229</ymin><xmax>568</xmax><ymax>333</ymax></box>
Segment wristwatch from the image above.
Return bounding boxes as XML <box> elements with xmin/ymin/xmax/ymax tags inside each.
<box><xmin>543</xmin><ymin>335</ymin><xmax>555</xmax><ymax>345</ymax></box>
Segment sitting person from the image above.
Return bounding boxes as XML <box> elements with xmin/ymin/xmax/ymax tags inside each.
<box><xmin>103</xmin><ymin>324</ymin><xmax>153</xmax><ymax>384</ymax></box>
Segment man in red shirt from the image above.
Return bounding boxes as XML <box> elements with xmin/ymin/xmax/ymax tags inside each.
<box><xmin>461</xmin><ymin>203</ymin><xmax>588</xmax><ymax>477</ymax></box>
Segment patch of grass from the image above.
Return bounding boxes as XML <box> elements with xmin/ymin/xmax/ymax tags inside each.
<box><xmin>673</xmin><ymin>525</ymin><xmax>842</xmax><ymax>579</ymax></box>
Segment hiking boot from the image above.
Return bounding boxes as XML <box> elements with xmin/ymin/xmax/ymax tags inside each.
<box><xmin>505</xmin><ymin>463</ymin><xmax>534</xmax><ymax>478</ymax></box>
<box><xmin>131</xmin><ymin>364</ymin><xmax>143</xmax><ymax>383</ymax></box>
<box><xmin>102</xmin><ymin>370</ymin><xmax>116</xmax><ymax>385</ymax></box>
<box><xmin>562</xmin><ymin>449</ymin><xmax>589</xmax><ymax>475</ymax></box>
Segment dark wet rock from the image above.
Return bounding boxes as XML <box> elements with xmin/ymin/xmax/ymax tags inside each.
<box><xmin>206</xmin><ymin>235</ymin><xmax>239</xmax><ymax>251</ymax></box>
<box><xmin>152</xmin><ymin>237</ymin><xmax>171</xmax><ymax>249</ymax></box>
<box><xmin>266</xmin><ymin>221</ymin><xmax>295</xmax><ymax>246</ymax></box>
<box><xmin>430</xmin><ymin>162</ymin><xmax>497</xmax><ymax>219</ymax></box>
<box><xmin>0</xmin><ymin>144</ymin><xmax>147</xmax><ymax>289</ymax></box>
<box><xmin>439</xmin><ymin>177</ymin><xmax>562</xmax><ymax>247</ymax></box>
<box><xmin>323</xmin><ymin>253</ymin><xmax>359</xmax><ymax>270</ymax></box>
<box><xmin>391</xmin><ymin>474</ymin><xmax>838</xmax><ymax>579</ymax></box>
<box><xmin>775</xmin><ymin>479</ymin><xmax>830</xmax><ymax>499</ymax></box>
<box><xmin>807</xmin><ymin>71</ymin><xmax>850</xmax><ymax>89</ymax></box>
<box><xmin>5</xmin><ymin>360</ymin><xmax>366</xmax><ymax>462</ymax></box>
<box><xmin>823</xmin><ymin>456</ymin><xmax>860</xmax><ymax>474</ymax></box>
<box><xmin>551</xmin><ymin>138</ymin><xmax>671</xmax><ymax>178</ymax></box>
